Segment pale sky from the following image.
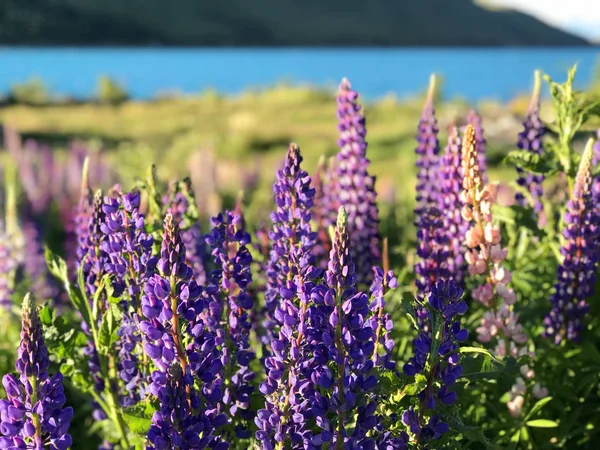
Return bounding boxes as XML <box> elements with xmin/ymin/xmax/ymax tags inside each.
<box><xmin>486</xmin><ymin>0</ymin><xmax>600</xmax><ymax>41</ymax></box>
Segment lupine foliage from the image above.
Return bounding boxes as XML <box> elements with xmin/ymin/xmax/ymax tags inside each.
<box><xmin>1</xmin><ymin>68</ymin><xmax>600</xmax><ymax>449</ymax></box>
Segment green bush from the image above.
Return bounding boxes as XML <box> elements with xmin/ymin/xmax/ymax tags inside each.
<box><xmin>97</xmin><ymin>75</ymin><xmax>129</xmax><ymax>105</ymax></box>
<box><xmin>10</xmin><ymin>77</ymin><xmax>50</xmax><ymax>105</ymax></box>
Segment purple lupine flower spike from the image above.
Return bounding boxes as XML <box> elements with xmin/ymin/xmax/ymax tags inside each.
<box><xmin>335</xmin><ymin>78</ymin><xmax>381</xmax><ymax>284</ymax></box>
<box><xmin>77</xmin><ymin>190</ymin><xmax>108</xmax><ymax>416</ymax></box>
<box><xmin>141</xmin><ymin>213</ymin><xmax>200</xmax><ymax>372</ymax></box>
<box><xmin>515</xmin><ymin>71</ymin><xmax>546</xmax><ymax>213</ymax></box>
<box><xmin>439</xmin><ymin>126</ymin><xmax>468</xmax><ymax>286</ymax></box>
<box><xmin>142</xmin><ymin>214</ymin><xmax>226</xmax><ymax>448</ymax></box>
<box><xmin>204</xmin><ymin>210</ymin><xmax>255</xmax><ymax>438</ymax></box>
<box><xmin>592</xmin><ymin>130</ymin><xmax>600</xmax><ymax>208</ymax></box>
<box><xmin>402</xmin><ymin>280</ymin><xmax>468</xmax><ymax>443</ymax></box>
<box><xmin>21</xmin><ymin>201</ymin><xmax>60</xmax><ymax>304</ymax></box>
<box><xmin>466</xmin><ymin>109</ymin><xmax>488</xmax><ymax>185</ymax></box>
<box><xmin>0</xmin><ymin>294</ymin><xmax>73</xmax><ymax>449</ymax></box>
<box><xmin>98</xmin><ymin>191</ymin><xmax>155</xmax><ymax>409</ymax></box>
<box><xmin>323</xmin><ymin>207</ymin><xmax>383</xmax><ymax>447</ymax></box>
<box><xmin>0</xmin><ymin>229</ymin><xmax>17</xmax><ymax>312</ymax></box>
<box><xmin>74</xmin><ymin>157</ymin><xmax>94</xmax><ymax>274</ymax></box>
<box><xmin>146</xmin><ymin>365</ymin><xmax>211</xmax><ymax>449</ymax></box>
<box><xmin>264</xmin><ymin>143</ymin><xmax>318</xmax><ymax>334</ymax></box>
<box><xmin>369</xmin><ymin>239</ymin><xmax>398</xmax><ymax>370</ymax></box>
<box><xmin>544</xmin><ymin>139</ymin><xmax>600</xmax><ymax>344</ymax></box>
<box><xmin>164</xmin><ymin>179</ymin><xmax>209</xmax><ymax>285</ymax></box>
<box><xmin>311</xmin><ymin>155</ymin><xmax>333</xmax><ymax>269</ymax></box>
<box><xmin>415</xmin><ymin>207</ymin><xmax>450</xmax><ymax>298</ymax></box>
<box><xmin>415</xmin><ymin>74</ymin><xmax>441</xmax><ymax>222</ymax></box>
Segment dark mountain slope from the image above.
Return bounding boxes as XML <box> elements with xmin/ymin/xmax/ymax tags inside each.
<box><xmin>0</xmin><ymin>0</ymin><xmax>589</xmax><ymax>46</ymax></box>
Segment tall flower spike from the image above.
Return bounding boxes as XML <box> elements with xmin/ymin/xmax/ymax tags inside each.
<box><xmin>515</xmin><ymin>71</ymin><xmax>546</xmax><ymax>213</ymax></box>
<box><xmin>369</xmin><ymin>239</ymin><xmax>398</xmax><ymax>370</ymax></box>
<box><xmin>141</xmin><ymin>213</ymin><xmax>226</xmax><ymax>447</ymax></box>
<box><xmin>309</xmin><ymin>206</ymin><xmax>390</xmax><ymax>448</ymax></box>
<box><xmin>592</xmin><ymin>130</ymin><xmax>600</xmax><ymax>208</ymax></box>
<box><xmin>264</xmin><ymin>144</ymin><xmax>318</xmax><ymax>333</ymax></box>
<box><xmin>462</xmin><ymin>125</ymin><xmax>543</xmax><ymax>416</ymax></box>
<box><xmin>21</xmin><ymin>207</ymin><xmax>60</xmax><ymax>303</ymax></box>
<box><xmin>544</xmin><ymin>139</ymin><xmax>600</xmax><ymax>344</ymax></box>
<box><xmin>0</xmin><ymin>294</ymin><xmax>73</xmax><ymax>450</ymax></box>
<box><xmin>415</xmin><ymin>207</ymin><xmax>450</xmax><ymax>298</ymax></box>
<box><xmin>141</xmin><ymin>213</ymin><xmax>200</xmax><ymax>373</ymax></box>
<box><xmin>415</xmin><ymin>74</ymin><xmax>441</xmax><ymax>222</ymax></box>
<box><xmin>402</xmin><ymin>280</ymin><xmax>468</xmax><ymax>443</ymax></box>
<box><xmin>439</xmin><ymin>126</ymin><xmax>467</xmax><ymax>286</ymax></box>
<box><xmin>0</xmin><ymin>229</ymin><xmax>17</xmax><ymax>312</ymax></box>
<box><xmin>204</xmin><ymin>210</ymin><xmax>255</xmax><ymax>438</ymax></box>
<box><xmin>466</xmin><ymin>109</ymin><xmax>488</xmax><ymax>185</ymax></box>
<box><xmin>165</xmin><ymin>179</ymin><xmax>209</xmax><ymax>285</ymax></box>
<box><xmin>335</xmin><ymin>78</ymin><xmax>381</xmax><ymax>284</ymax></box>
<box><xmin>312</xmin><ymin>155</ymin><xmax>333</xmax><ymax>269</ymax></box>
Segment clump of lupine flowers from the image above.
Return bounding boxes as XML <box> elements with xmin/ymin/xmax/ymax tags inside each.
<box><xmin>403</xmin><ymin>280</ymin><xmax>468</xmax><ymax>444</ymax></box>
<box><xmin>415</xmin><ymin>75</ymin><xmax>441</xmax><ymax>222</ymax></box>
<box><xmin>0</xmin><ymin>294</ymin><xmax>73</xmax><ymax>449</ymax></box>
<box><xmin>515</xmin><ymin>71</ymin><xmax>546</xmax><ymax>214</ymax></box>
<box><xmin>334</xmin><ymin>78</ymin><xmax>380</xmax><ymax>284</ymax></box>
<box><xmin>7</xmin><ymin>70</ymin><xmax>600</xmax><ymax>449</ymax></box>
<box><xmin>543</xmin><ymin>140</ymin><xmax>600</xmax><ymax>344</ymax></box>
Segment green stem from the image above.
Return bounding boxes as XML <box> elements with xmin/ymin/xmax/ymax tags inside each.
<box><xmin>28</xmin><ymin>375</ymin><xmax>43</xmax><ymax>446</ymax></box>
<box><xmin>335</xmin><ymin>292</ymin><xmax>346</xmax><ymax>450</ymax></box>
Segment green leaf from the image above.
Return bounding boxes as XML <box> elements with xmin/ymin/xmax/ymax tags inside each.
<box><xmin>46</xmin><ymin>248</ymin><xmax>94</xmax><ymax>333</ymax></box>
<box><xmin>45</xmin><ymin>247</ymin><xmax>69</xmax><ymax>285</ymax></box>
<box><xmin>525</xmin><ymin>419</ymin><xmax>558</xmax><ymax>428</ymax></box>
<box><xmin>403</xmin><ymin>373</ymin><xmax>427</xmax><ymax>396</ymax></box>
<box><xmin>460</xmin><ymin>346</ymin><xmax>504</xmax><ymax>364</ymax></box>
<box><xmin>399</xmin><ymin>293</ymin><xmax>418</xmax><ymax>330</ymax></box>
<box><xmin>39</xmin><ymin>304</ymin><xmax>53</xmax><ymax>326</ymax></box>
<box><xmin>503</xmin><ymin>150</ymin><xmax>559</xmax><ymax>176</ymax></box>
<box><xmin>438</xmin><ymin>404</ymin><xmax>493</xmax><ymax>449</ymax></box>
<box><xmin>98</xmin><ymin>303</ymin><xmax>122</xmax><ymax>355</ymax></box>
<box><xmin>122</xmin><ymin>402</ymin><xmax>155</xmax><ymax>436</ymax></box>
<box><xmin>525</xmin><ymin>396</ymin><xmax>553</xmax><ymax>420</ymax></box>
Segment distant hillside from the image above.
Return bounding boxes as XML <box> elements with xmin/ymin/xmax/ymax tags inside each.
<box><xmin>0</xmin><ymin>0</ymin><xmax>589</xmax><ymax>46</ymax></box>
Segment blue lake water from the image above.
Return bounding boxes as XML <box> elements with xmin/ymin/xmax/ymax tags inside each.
<box><xmin>1</xmin><ymin>47</ymin><xmax>599</xmax><ymax>101</ymax></box>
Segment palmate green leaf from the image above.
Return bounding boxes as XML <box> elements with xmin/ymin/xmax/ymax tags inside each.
<box><xmin>40</xmin><ymin>304</ymin><xmax>88</xmax><ymax>360</ymax></box>
<box><xmin>399</xmin><ymin>293</ymin><xmax>418</xmax><ymax>330</ymax></box>
<box><xmin>525</xmin><ymin>419</ymin><xmax>559</xmax><ymax>428</ymax></box>
<box><xmin>438</xmin><ymin>404</ymin><xmax>493</xmax><ymax>449</ymax></box>
<box><xmin>46</xmin><ymin>248</ymin><xmax>94</xmax><ymax>333</ymax></box>
<box><xmin>503</xmin><ymin>150</ymin><xmax>559</xmax><ymax>176</ymax></box>
<box><xmin>122</xmin><ymin>402</ymin><xmax>155</xmax><ymax>436</ymax></box>
<box><xmin>403</xmin><ymin>373</ymin><xmax>427</xmax><ymax>396</ymax></box>
<box><xmin>45</xmin><ymin>247</ymin><xmax>69</xmax><ymax>285</ymax></box>
<box><xmin>98</xmin><ymin>303</ymin><xmax>122</xmax><ymax>355</ymax></box>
